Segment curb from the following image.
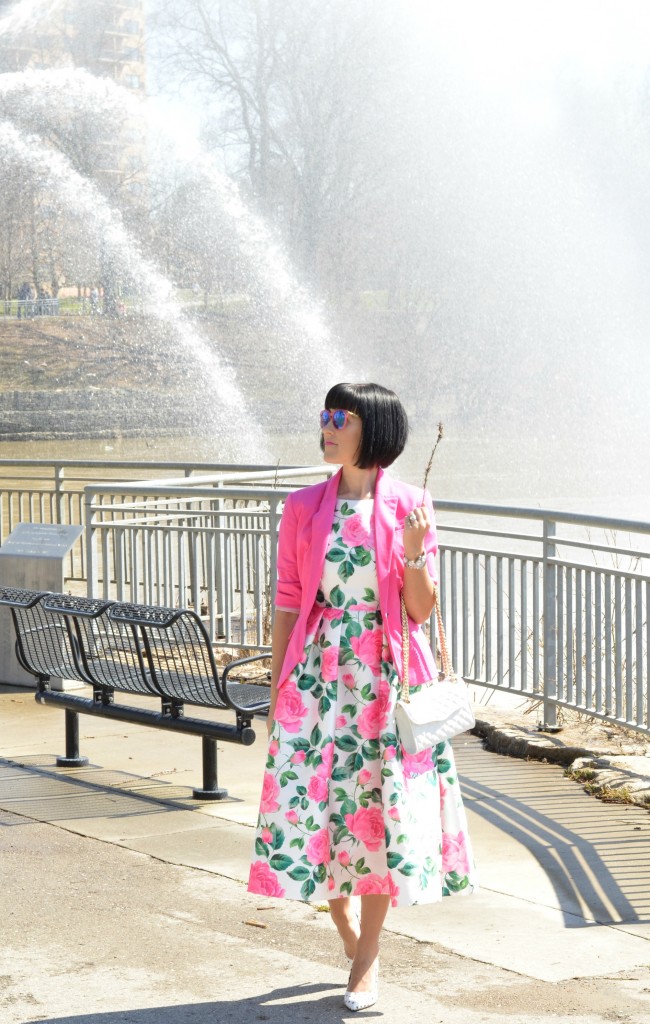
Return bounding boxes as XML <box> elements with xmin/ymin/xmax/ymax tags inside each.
<box><xmin>471</xmin><ymin>718</ymin><xmax>650</xmax><ymax>810</ymax></box>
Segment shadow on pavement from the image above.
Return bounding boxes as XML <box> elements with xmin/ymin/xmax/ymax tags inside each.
<box><xmin>460</xmin><ymin>741</ymin><xmax>650</xmax><ymax>926</ymax></box>
<box><xmin>23</xmin><ymin>984</ymin><xmax>371</xmax><ymax>1024</ymax></box>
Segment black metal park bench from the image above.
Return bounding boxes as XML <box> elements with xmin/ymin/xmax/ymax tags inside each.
<box><xmin>0</xmin><ymin>586</ymin><xmax>271</xmax><ymax>800</ymax></box>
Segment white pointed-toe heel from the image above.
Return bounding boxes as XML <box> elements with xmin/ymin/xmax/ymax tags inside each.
<box><xmin>343</xmin><ymin>960</ymin><xmax>379</xmax><ymax>1012</ymax></box>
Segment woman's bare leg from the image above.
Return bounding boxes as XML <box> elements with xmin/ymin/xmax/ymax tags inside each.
<box><xmin>348</xmin><ymin>894</ymin><xmax>390</xmax><ymax>992</ymax></box>
<box><xmin>328</xmin><ymin>896</ymin><xmax>361</xmax><ymax>960</ymax></box>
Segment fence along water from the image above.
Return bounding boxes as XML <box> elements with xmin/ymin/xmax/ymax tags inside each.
<box><xmin>0</xmin><ymin>459</ymin><xmax>648</xmax><ymax>736</ymax></box>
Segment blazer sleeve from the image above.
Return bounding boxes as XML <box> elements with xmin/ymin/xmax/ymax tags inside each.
<box><xmin>423</xmin><ymin>489</ymin><xmax>439</xmax><ymax>584</ymax></box>
<box><xmin>274</xmin><ymin>493</ymin><xmax>302</xmax><ymax>612</ymax></box>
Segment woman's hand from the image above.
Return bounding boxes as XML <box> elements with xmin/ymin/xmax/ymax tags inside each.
<box><xmin>402</xmin><ymin>504</ymin><xmax>436</xmax><ymax>624</ymax></box>
<box><xmin>403</xmin><ymin>504</ymin><xmax>431</xmax><ymax>561</ymax></box>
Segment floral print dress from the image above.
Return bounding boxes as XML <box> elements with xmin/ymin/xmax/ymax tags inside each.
<box><xmin>248</xmin><ymin>498</ymin><xmax>477</xmax><ymax>907</ymax></box>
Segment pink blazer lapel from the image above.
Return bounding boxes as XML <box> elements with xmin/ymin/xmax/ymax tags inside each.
<box><xmin>305</xmin><ymin>468</ymin><xmax>342</xmax><ymax>605</ymax></box>
<box><xmin>373</xmin><ymin>468</ymin><xmax>398</xmax><ymax>614</ymax></box>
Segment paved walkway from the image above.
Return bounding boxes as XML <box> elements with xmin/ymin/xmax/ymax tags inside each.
<box><xmin>1</xmin><ymin>685</ymin><xmax>650</xmax><ymax>1023</ymax></box>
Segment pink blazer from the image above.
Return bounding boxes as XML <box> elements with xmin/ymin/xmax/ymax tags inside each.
<box><xmin>274</xmin><ymin>466</ymin><xmax>439</xmax><ymax>691</ymax></box>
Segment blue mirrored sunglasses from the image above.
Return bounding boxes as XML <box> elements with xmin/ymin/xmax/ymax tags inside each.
<box><xmin>320</xmin><ymin>408</ymin><xmax>360</xmax><ymax>430</ymax></box>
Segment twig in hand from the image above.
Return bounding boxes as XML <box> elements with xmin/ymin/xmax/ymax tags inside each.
<box><xmin>421</xmin><ymin>421</ymin><xmax>444</xmax><ymax>503</ymax></box>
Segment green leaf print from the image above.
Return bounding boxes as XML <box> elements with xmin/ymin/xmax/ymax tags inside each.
<box><xmin>363</xmin><ymin>587</ymin><xmax>376</xmax><ymax>602</ymax></box>
<box><xmin>292</xmin><ymin>738</ymin><xmax>311</xmax><ymax>752</ymax></box>
<box><xmin>435</xmin><ymin>741</ymin><xmax>447</xmax><ymax>757</ymax></box>
<box><xmin>340</xmin><ymin>880</ymin><xmax>353</xmax><ymax>896</ymax></box>
<box><xmin>437</xmin><ymin>759</ymin><xmax>451</xmax><ymax>774</ymax></box>
<box><xmin>445</xmin><ymin>872</ymin><xmax>470</xmax><ymax>892</ymax></box>
<box><xmin>296</xmin><ymin>785</ymin><xmax>307</xmax><ymax>797</ymax></box>
<box><xmin>397</xmin><ymin>834</ymin><xmax>408</xmax><ymax>845</ymax></box>
<box><xmin>360</xmin><ymin>683</ymin><xmax>373</xmax><ymax>699</ymax></box>
<box><xmin>290</xmin><ymin>837</ymin><xmax>305</xmax><ymax>850</ymax></box>
<box><xmin>353</xmin><ymin>753</ymin><xmax>364</xmax><ymax>772</ymax></box>
<box><xmin>287</xmin><ymin>865</ymin><xmax>311</xmax><ymax>882</ymax></box>
<box><xmin>345</xmin><ymin>620</ymin><xmax>363</xmax><ymax>638</ymax></box>
<box><xmin>332</xmin><ymin>765</ymin><xmax>353</xmax><ymax>781</ymax></box>
<box><xmin>301</xmin><ymin>879</ymin><xmax>317</xmax><ymax>900</ymax></box>
<box><xmin>333</xmin><ymin>825</ymin><xmax>349</xmax><ymax>844</ymax></box>
<box><xmin>359</xmin><ymin>792</ymin><xmax>370</xmax><ymax>808</ymax></box>
<box><xmin>297</xmin><ymin>674</ymin><xmax>317</xmax><ymax>691</ymax></box>
<box><xmin>340</xmin><ymin>502</ymin><xmax>354</xmax><ymax>516</ymax></box>
<box><xmin>340</xmin><ymin>798</ymin><xmax>357</xmax><ymax>817</ymax></box>
<box><xmin>387</xmin><ymin>852</ymin><xmax>404</xmax><ymax>869</ymax></box>
<box><xmin>280</xmin><ymin>770</ymin><xmax>298</xmax><ymax>786</ymax></box>
<box><xmin>272</xmin><ymin>826</ymin><xmax>285</xmax><ymax>850</ymax></box>
<box><xmin>326</xmin><ymin>547</ymin><xmax>346</xmax><ymax>563</ymax></box>
<box><xmin>339</xmin><ymin>647</ymin><xmax>356</xmax><ymax>664</ymax></box>
<box><xmin>362</xmin><ymin>613</ymin><xmax>378</xmax><ymax>631</ymax></box>
<box><xmin>255</xmin><ymin>838</ymin><xmax>268</xmax><ymax>856</ymax></box>
<box><xmin>313</xmin><ymin>864</ymin><xmax>328</xmax><ymax>884</ymax></box>
<box><xmin>318</xmin><ymin>696</ymin><xmax>331</xmax><ymax>716</ymax></box>
<box><xmin>310</xmin><ymin>724</ymin><xmax>322</xmax><ymax>746</ymax></box>
<box><xmin>371</xmin><ymin>787</ymin><xmax>383</xmax><ymax>803</ymax></box>
<box><xmin>300</xmin><ymin>798</ymin><xmax>309</xmax><ymax>810</ymax></box>
<box><xmin>330</xmin><ymin>812</ymin><xmax>344</xmax><ymax>826</ymax></box>
<box><xmin>329</xmin><ymin>584</ymin><xmax>345</xmax><ymax>607</ymax></box>
<box><xmin>354</xmin><ymin>858</ymin><xmax>366</xmax><ymax>873</ymax></box>
<box><xmin>342</xmin><ymin>703</ymin><xmax>356</xmax><ymax>716</ymax></box>
<box><xmin>288</xmin><ymin>795</ymin><xmax>300</xmax><ymax>809</ymax></box>
<box><xmin>338</xmin><ymin>560</ymin><xmax>355</xmax><ymax>582</ymax></box>
<box><xmin>381</xmin><ymin>767</ymin><xmax>394</xmax><ymax>779</ymax></box>
<box><xmin>336</xmin><ymin>734</ymin><xmax>358</xmax><ymax>752</ymax></box>
<box><xmin>361</xmin><ymin>740</ymin><xmax>380</xmax><ymax>760</ymax></box>
<box><xmin>269</xmin><ymin>854</ymin><xmax>293</xmax><ymax>871</ymax></box>
<box><xmin>349</xmin><ymin>546</ymin><xmax>372</xmax><ymax>566</ymax></box>
<box><xmin>399</xmin><ymin>862</ymin><xmax>418</xmax><ymax>876</ymax></box>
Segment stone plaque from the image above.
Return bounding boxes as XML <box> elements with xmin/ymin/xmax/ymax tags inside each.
<box><xmin>0</xmin><ymin>523</ymin><xmax>84</xmax><ymax>689</ymax></box>
<box><xmin>0</xmin><ymin>523</ymin><xmax>83</xmax><ymax>559</ymax></box>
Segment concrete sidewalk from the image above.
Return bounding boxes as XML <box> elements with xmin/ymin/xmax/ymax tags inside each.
<box><xmin>1</xmin><ymin>685</ymin><xmax>650</xmax><ymax>1023</ymax></box>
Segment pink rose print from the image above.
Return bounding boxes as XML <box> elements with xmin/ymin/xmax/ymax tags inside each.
<box><xmin>383</xmin><ymin>745</ymin><xmax>397</xmax><ymax>761</ymax></box>
<box><xmin>338</xmin><ymin>850</ymin><xmax>351</xmax><ymax>866</ymax></box>
<box><xmin>342</xmin><ymin>514</ymin><xmax>372</xmax><ymax>548</ymax></box>
<box><xmin>401</xmin><ymin>748</ymin><xmax>434</xmax><ymax>776</ymax></box>
<box><xmin>342</xmin><ymin>672</ymin><xmax>356</xmax><ymax>690</ymax></box>
<box><xmin>345</xmin><ymin>807</ymin><xmax>386</xmax><ymax>852</ymax></box>
<box><xmin>348</xmin><ymin>602</ymin><xmax>377</xmax><ymax>612</ymax></box>
<box><xmin>358</xmin><ymin>768</ymin><xmax>372</xmax><ymax>786</ymax></box>
<box><xmin>306</xmin><ymin>828</ymin><xmax>331</xmax><ymax>865</ymax></box>
<box><xmin>442</xmin><ymin>831</ymin><xmax>471</xmax><ymax>875</ymax></box>
<box><xmin>321</xmin><ymin>645</ymin><xmax>340</xmax><ymax>682</ymax></box>
<box><xmin>290</xmin><ymin>750</ymin><xmax>307</xmax><ymax>764</ymax></box>
<box><xmin>352</xmin><ymin>872</ymin><xmax>400</xmax><ymax>907</ymax></box>
<box><xmin>357</xmin><ymin>679</ymin><xmax>391</xmax><ymax>740</ymax></box>
<box><xmin>387</xmin><ymin>806</ymin><xmax>400</xmax><ymax>821</ymax></box>
<box><xmin>307</xmin><ymin>773</ymin><xmax>329</xmax><ymax>803</ymax></box>
<box><xmin>259</xmin><ymin>772</ymin><xmax>280</xmax><ymax>813</ymax></box>
<box><xmin>261</xmin><ymin>827</ymin><xmax>273</xmax><ymax>844</ymax></box>
<box><xmin>350</xmin><ymin>629</ymin><xmax>383</xmax><ymax>672</ymax></box>
<box><xmin>268</xmin><ymin>739</ymin><xmax>279</xmax><ymax>757</ymax></box>
<box><xmin>285</xmin><ymin>809</ymin><xmax>299</xmax><ymax>824</ymax></box>
<box><xmin>439</xmin><ymin>782</ymin><xmax>448</xmax><ymax>811</ymax></box>
<box><xmin>274</xmin><ymin>679</ymin><xmax>308</xmax><ymax>734</ymax></box>
<box><xmin>336</xmin><ymin>715</ymin><xmax>347</xmax><ymax>728</ymax></box>
<box><xmin>317</xmin><ymin>741</ymin><xmax>335</xmax><ymax>777</ymax></box>
<box><xmin>328</xmin><ymin>876</ymin><xmax>336</xmax><ymax>891</ymax></box>
<box><xmin>249</xmin><ymin>861</ymin><xmax>286</xmax><ymax>898</ymax></box>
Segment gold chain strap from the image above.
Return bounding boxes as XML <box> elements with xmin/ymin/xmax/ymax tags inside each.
<box><xmin>399</xmin><ymin>586</ymin><xmax>453</xmax><ymax>704</ymax></box>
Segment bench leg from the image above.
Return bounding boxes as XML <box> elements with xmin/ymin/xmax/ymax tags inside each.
<box><xmin>192</xmin><ymin>737</ymin><xmax>228</xmax><ymax>800</ymax></box>
<box><xmin>56</xmin><ymin>710</ymin><xmax>89</xmax><ymax>768</ymax></box>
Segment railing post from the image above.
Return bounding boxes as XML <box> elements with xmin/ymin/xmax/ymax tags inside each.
<box><xmin>542</xmin><ymin>517</ymin><xmax>558</xmax><ymax>728</ymax></box>
<box><xmin>54</xmin><ymin>464</ymin><xmax>64</xmax><ymax>524</ymax></box>
<box><xmin>85</xmin><ymin>486</ymin><xmax>98</xmax><ymax>599</ymax></box>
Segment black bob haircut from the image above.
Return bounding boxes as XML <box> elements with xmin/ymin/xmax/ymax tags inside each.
<box><xmin>320</xmin><ymin>382</ymin><xmax>409</xmax><ymax>469</ymax></box>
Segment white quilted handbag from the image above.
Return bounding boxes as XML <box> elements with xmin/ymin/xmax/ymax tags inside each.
<box><xmin>394</xmin><ymin>590</ymin><xmax>475</xmax><ymax>755</ymax></box>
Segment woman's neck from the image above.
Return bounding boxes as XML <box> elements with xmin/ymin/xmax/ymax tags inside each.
<box><xmin>337</xmin><ymin>466</ymin><xmax>379</xmax><ymax>500</ymax></box>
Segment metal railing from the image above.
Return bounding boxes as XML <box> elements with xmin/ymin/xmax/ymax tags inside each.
<box><xmin>0</xmin><ymin>459</ymin><xmax>648</xmax><ymax>735</ymax></box>
<box><xmin>435</xmin><ymin>501</ymin><xmax>650</xmax><ymax>735</ymax></box>
<box><xmin>84</xmin><ymin>468</ymin><xmax>331</xmax><ymax>651</ymax></box>
<box><xmin>1</xmin><ymin>298</ymin><xmax>60</xmax><ymax>317</ymax></box>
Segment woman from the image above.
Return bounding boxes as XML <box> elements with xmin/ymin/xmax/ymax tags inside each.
<box><xmin>248</xmin><ymin>382</ymin><xmax>477</xmax><ymax>1011</ymax></box>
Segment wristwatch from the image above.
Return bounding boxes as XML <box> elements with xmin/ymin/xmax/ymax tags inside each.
<box><xmin>404</xmin><ymin>552</ymin><xmax>427</xmax><ymax>569</ymax></box>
